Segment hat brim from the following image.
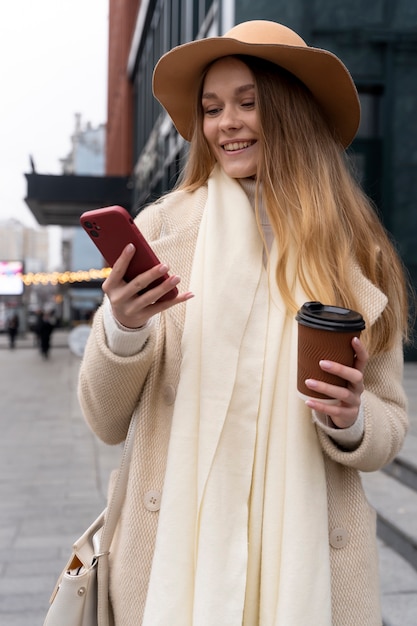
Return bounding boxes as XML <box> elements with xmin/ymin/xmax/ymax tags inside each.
<box><xmin>153</xmin><ymin>37</ymin><xmax>360</xmax><ymax>148</ymax></box>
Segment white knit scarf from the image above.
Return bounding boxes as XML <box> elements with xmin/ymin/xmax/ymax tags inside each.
<box><xmin>143</xmin><ymin>165</ymin><xmax>332</xmax><ymax>625</ymax></box>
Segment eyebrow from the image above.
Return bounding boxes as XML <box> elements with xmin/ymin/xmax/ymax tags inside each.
<box><xmin>202</xmin><ymin>83</ymin><xmax>255</xmax><ymax>100</ymax></box>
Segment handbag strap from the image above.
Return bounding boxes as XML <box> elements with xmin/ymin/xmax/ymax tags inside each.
<box><xmin>100</xmin><ymin>412</ymin><xmax>138</xmax><ymax>553</ymax></box>
<box><xmin>97</xmin><ymin>413</ymin><xmax>138</xmax><ymax>626</ymax></box>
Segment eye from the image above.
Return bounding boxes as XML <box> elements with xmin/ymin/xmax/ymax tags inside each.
<box><xmin>204</xmin><ymin>106</ymin><xmax>222</xmax><ymax>116</ymax></box>
<box><xmin>241</xmin><ymin>99</ymin><xmax>255</xmax><ymax>109</ymax></box>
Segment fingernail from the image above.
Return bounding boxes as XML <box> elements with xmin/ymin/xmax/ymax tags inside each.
<box><xmin>127</xmin><ymin>243</ymin><xmax>135</xmax><ymax>252</ymax></box>
<box><xmin>158</xmin><ymin>264</ymin><xmax>169</xmax><ymax>273</ymax></box>
<box><xmin>305</xmin><ymin>379</ymin><xmax>317</xmax><ymax>388</ymax></box>
<box><xmin>319</xmin><ymin>360</ymin><xmax>332</xmax><ymax>369</ymax></box>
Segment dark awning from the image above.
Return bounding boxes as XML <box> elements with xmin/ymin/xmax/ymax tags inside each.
<box><xmin>24</xmin><ymin>173</ymin><xmax>133</xmax><ymax>226</ymax></box>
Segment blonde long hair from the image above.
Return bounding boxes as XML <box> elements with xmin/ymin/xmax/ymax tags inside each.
<box><xmin>176</xmin><ymin>55</ymin><xmax>411</xmax><ymax>355</ymax></box>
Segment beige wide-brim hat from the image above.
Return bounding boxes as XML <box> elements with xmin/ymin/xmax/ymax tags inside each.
<box><xmin>153</xmin><ymin>20</ymin><xmax>360</xmax><ymax>148</ymax></box>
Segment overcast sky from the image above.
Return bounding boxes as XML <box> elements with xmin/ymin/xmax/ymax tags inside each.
<box><xmin>0</xmin><ymin>0</ymin><xmax>108</xmax><ymax>237</ymax></box>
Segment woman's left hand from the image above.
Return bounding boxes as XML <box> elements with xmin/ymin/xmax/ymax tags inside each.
<box><xmin>304</xmin><ymin>336</ymin><xmax>369</xmax><ymax>429</ymax></box>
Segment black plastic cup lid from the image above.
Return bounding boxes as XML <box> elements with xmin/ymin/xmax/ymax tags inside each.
<box><xmin>296</xmin><ymin>301</ymin><xmax>366</xmax><ymax>331</ymax></box>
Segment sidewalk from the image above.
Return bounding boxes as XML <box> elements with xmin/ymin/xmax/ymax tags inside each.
<box><xmin>0</xmin><ymin>330</ymin><xmax>416</xmax><ymax>625</ymax></box>
<box><xmin>0</xmin><ymin>330</ymin><xmax>121</xmax><ymax>625</ymax></box>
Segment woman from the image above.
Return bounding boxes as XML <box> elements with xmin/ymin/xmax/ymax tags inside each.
<box><xmin>78</xmin><ymin>21</ymin><xmax>410</xmax><ymax>625</ymax></box>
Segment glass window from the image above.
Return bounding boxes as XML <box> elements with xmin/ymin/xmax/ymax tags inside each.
<box><xmin>356</xmin><ymin>87</ymin><xmax>383</xmax><ymax>139</ymax></box>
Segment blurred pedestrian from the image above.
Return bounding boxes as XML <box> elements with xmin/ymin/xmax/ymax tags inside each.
<box><xmin>7</xmin><ymin>312</ymin><xmax>19</xmax><ymax>349</ymax></box>
<box><xmin>29</xmin><ymin>308</ymin><xmax>42</xmax><ymax>347</ymax></box>
<box><xmin>38</xmin><ymin>311</ymin><xmax>55</xmax><ymax>359</ymax></box>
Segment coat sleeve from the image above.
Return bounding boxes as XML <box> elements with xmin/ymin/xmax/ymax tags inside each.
<box><xmin>78</xmin><ymin>305</ymin><xmax>157</xmax><ymax>445</ymax></box>
<box><xmin>316</xmin><ymin>335</ymin><xmax>409</xmax><ymax>472</ymax></box>
<box><xmin>77</xmin><ymin>203</ymin><xmax>166</xmax><ymax>445</ymax></box>
<box><xmin>77</xmin><ymin>188</ymin><xmax>204</xmax><ymax>447</ymax></box>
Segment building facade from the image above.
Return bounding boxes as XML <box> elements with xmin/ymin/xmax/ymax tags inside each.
<box><xmin>0</xmin><ymin>219</ymin><xmax>49</xmax><ymax>272</ymax></box>
<box><xmin>60</xmin><ymin>113</ymin><xmax>106</xmax><ymax>177</ymax></box>
<box><xmin>58</xmin><ymin>115</ymin><xmax>108</xmax><ymax>322</ymax></box>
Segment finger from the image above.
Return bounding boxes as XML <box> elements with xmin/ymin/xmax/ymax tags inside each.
<box><xmin>115</xmin><ymin>290</ymin><xmax>194</xmax><ymax>329</ymax></box>
<box><xmin>129</xmin><ymin>273</ymin><xmax>182</xmax><ymax>305</ymax></box>
<box><xmin>122</xmin><ymin>263</ymin><xmax>173</xmax><ymax>297</ymax></box>
<box><xmin>142</xmin><ymin>290</ymin><xmax>194</xmax><ymax>315</ymax></box>
<box><xmin>352</xmin><ymin>336</ymin><xmax>369</xmax><ymax>373</ymax></box>
<box><xmin>103</xmin><ymin>244</ymin><xmax>136</xmax><ymax>290</ymax></box>
<box><xmin>304</xmin><ymin>380</ymin><xmax>362</xmax><ymax>426</ymax></box>
<box><xmin>305</xmin><ymin>378</ymin><xmax>358</xmax><ymax>404</ymax></box>
<box><xmin>318</xmin><ymin>359</ymin><xmax>364</xmax><ymax>387</ymax></box>
<box><xmin>305</xmin><ymin>396</ymin><xmax>360</xmax><ymax>428</ymax></box>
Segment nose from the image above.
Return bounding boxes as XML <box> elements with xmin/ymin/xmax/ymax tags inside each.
<box><xmin>218</xmin><ymin>105</ymin><xmax>242</xmax><ymax>131</ymax></box>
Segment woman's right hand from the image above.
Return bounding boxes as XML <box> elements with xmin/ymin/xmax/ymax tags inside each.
<box><xmin>102</xmin><ymin>243</ymin><xmax>194</xmax><ymax>329</ymax></box>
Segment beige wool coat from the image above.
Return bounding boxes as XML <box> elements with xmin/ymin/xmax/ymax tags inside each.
<box><xmin>78</xmin><ymin>185</ymin><xmax>408</xmax><ymax>626</ymax></box>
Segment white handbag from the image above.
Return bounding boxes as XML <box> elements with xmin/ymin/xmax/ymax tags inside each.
<box><xmin>43</xmin><ymin>414</ymin><xmax>137</xmax><ymax>626</ymax></box>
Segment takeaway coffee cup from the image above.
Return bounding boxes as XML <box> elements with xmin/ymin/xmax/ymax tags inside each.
<box><xmin>296</xmin><ymin>301</ymin><xmax>366</xmax><ymax>403</ymax></box>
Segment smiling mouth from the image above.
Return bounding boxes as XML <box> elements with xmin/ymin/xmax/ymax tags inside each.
<box><xmin>222</xmin><ymin>140</ymin><xmax>255</xmax><ymax>152</ymax></box>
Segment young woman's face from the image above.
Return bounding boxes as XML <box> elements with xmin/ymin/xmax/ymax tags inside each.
<box><xmin>202</xmin><ymin>57</ymin><xmax>260</xmax><ymax>179</ymax></box>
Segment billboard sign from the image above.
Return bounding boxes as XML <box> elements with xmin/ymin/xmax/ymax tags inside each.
<box><xmin>0</xmin><ymin>261</ymin><xmax>24</xmax><ymax>296</ymax></box>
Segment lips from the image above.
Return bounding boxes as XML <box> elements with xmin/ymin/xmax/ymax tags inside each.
<box><xmin>222</xmin><ymin>140</ymin><xmax>255</xmax><ymax>152</ymax></box>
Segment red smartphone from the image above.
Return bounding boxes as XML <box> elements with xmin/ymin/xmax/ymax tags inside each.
<box><xmin>80</xmin><ymin>205</ymin><xmax>178</xmax><ymax>302</ymax></box>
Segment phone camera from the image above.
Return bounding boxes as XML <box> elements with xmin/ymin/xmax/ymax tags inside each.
<box><xmin>90</xmin><ymin>230</ymin><xmax>99</xmax><ymax>238</ymax></box>
<box><xmin>84</xmin><ymin>220</ymin><xmax>93</xmax><ymax>229</ymax></box>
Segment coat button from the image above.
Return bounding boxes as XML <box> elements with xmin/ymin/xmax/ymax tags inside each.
<box><xmin>144</xmin><ymin>490</ymin><xmax>161</xmax><ymax>511</ymax></box>
<box><xmin>329</xmin><ymin>527</ymin><xmax>349</xmax><ymax>549</ymax></box>
<box><xmin>163</xmin><ymin>384</ymin><xmax>176</xmax><ymax>405</ymax></box>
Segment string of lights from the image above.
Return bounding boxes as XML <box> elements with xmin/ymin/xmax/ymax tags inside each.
<box><xmin>19</xmin><ymin>268</ymin><xmax>112</xmax><ymax>286</ymax></box>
